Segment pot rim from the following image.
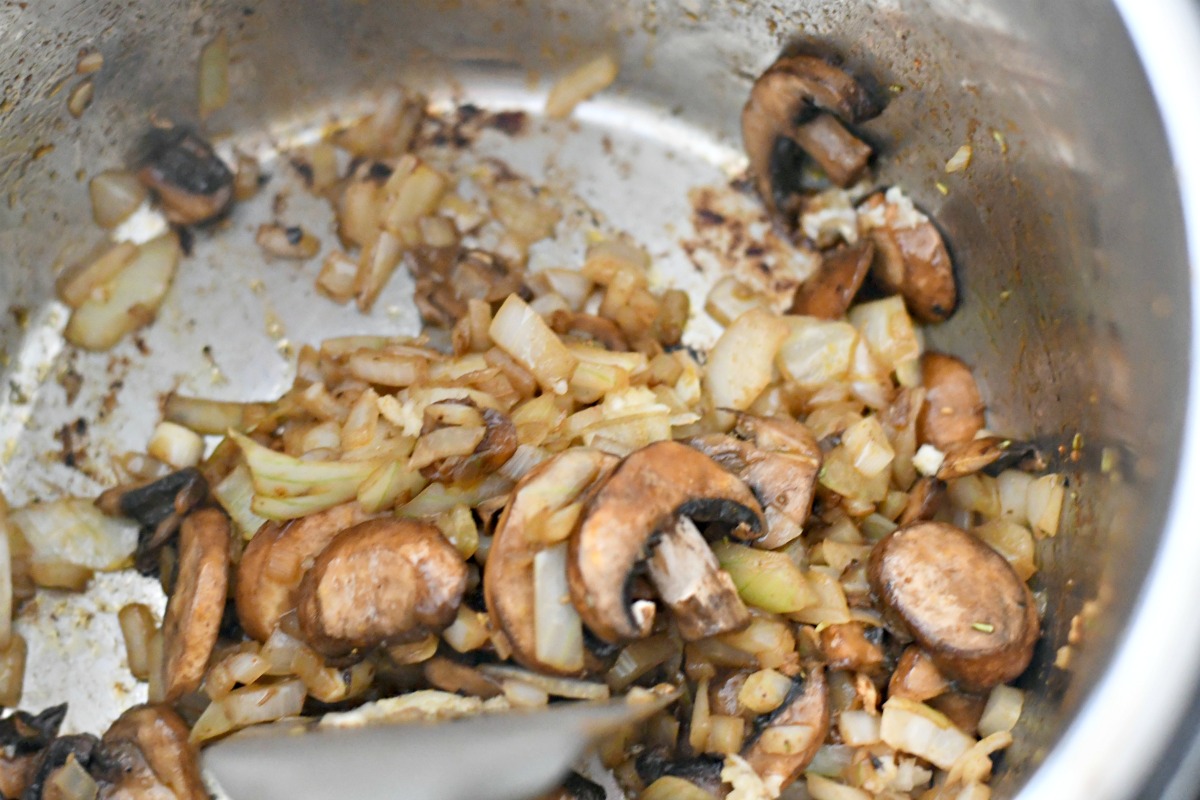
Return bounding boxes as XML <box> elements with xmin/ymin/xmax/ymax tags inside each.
<box><xmin>1023</xmin><ymin>1</ymin><xmax>1200</xmax><ymax>797</ymax></box>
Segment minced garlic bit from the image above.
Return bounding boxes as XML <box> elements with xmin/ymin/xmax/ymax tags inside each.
<box><xmin>913</xmin><ymin>443</ymin><xmax>946</xmax><ymax>477</ymax></box>
<box><xmin>722</xmin><ymin>754</ymin><xmax>784</xmax><ymax>800</ymax></box>
<box><xmin>945</xmin><ymin>144</ymin><xmax>973</xmax><ymax>173</ymax></box>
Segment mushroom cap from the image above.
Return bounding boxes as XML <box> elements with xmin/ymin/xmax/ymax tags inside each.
<box><xmin>916</xmin><ymin>352</ymin><xmax>985</xmax><ymax>450</ymax></box>
<box><xmin>742</xmin><ymin>55</ymin><xmax>880</xmax><ymax>219</ymax></box>
<box><xmin>484</xmin><ymin>448</ymin><xmax>618</xmax><ymax>674</ymax></box>
<box><xmin>868</xmin><ymin>521</ymin><xmax>1039</xmax><ymax>691</ymax></box>
<box><xmin>99</xmin><ymin>704</ymin><xmax>207</xmax><ymax>800</ymax></box>
<box><xmin>235</xmin><ymin>502</ymin><xmax>373</xmax><ymax>642</ymax></box>
<box><xmin>161</xmin><ymin>508</ymin><xmax>230</xmax><ymax>701</ymax></box>
<box><xmin>790</xmin><ymin>241</ymin><xmax>875</xmax><ymax>319</ymax></box>
<box><xmin>567</xmin><ymin>440</ymin><xmax>765</xmax><ymax>643</ymax></box>
<box><xmin>869</xmin><ymin>218</ymin><xmax>958</xmax><ymax>323</ymax></box>
<box><xmin>297</xmin><ymin>518</ymin><xmax>468</xmax><ymax>657</ymax></box>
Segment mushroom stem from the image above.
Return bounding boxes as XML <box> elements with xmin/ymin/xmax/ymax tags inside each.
<box><xmin>645</xmin><ymin>517</ymin><xmax>750</xmax><ymax>641</ymax></box>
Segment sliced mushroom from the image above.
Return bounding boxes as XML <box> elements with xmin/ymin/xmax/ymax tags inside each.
<box><xmin>789</xmin><ymin>240</ymin><xmax>875</xmax><ymax>319</ymax></box>
<box><xmin>96</xmin><ymin>704</ymin><xmax>206</xmax><ymax>800</ymax></box>
<box><xmin>868</xmin><ymin>521</ymin><xmax>1039</xmax><ymax>691</ymax></box>
<box><xmin>817</xmin><ymin>622</ymin><xmax>884</xmax><ymax>673</ymax></box>
<box><xmin>742</xmin><ymin>55</ymin><xmax>879</xmax><ymax>221</ymax></box>
<box><xmin>136</xmin><ymin>126</ymin><xmax>233</xmax><ymax>225</ymax></box>
<box><xmin>896</xmin><ymin>476</ymin><xmax>945</xmax><ymax>526</ymax></box>
<box><xmin>936</xmin><ymin>436</ymin><xmax>1010</xmax><ymax>480</ymax></box>
<box><xmin>96</xmin><ymin>468</ymin><xmax>208</xmax><ymax>575</ymax></box>
<box><xmin>686</xmin><ymin>413</ymin><xmax>822</xmax><ymax>549</ymax></box>
<box><xmin>485</xmin><ymin>449</ymin><xmax>619</xmax><ymax>673</ymax></box>
<box><xmin>0</xmin><ymin>753</ymin><xmax>35</xmax><ymax>799</ymax></box>
<box><xmin>741</xmin><ymin>666</ymin><xmax>829</xmax><ymax>789</ymax></box>
<box><xmin>928</xmin><ymin>689</ymin><xmax>988</xmax><ymax>736</ymax></box>
<box><xmin>635</xmin><ymin>753</ymin><xmax>725</xmax><ymax>796</ymax></box>
<box><xmin>24</xmin><ymin>735</ymin><xmax>99</xmax><ymax>800</ymax></box>
<box><xmin>161</xmin><ymin>508</ymin><xmax>230</xmax><ymax>701</ymax></box>
<box><xmin>549</xmin><ymin>311</ymin><xmax>630</xmax><ymax>351</ymax></box>
<box><xmin>917</xmin><ymin>352</ymin><xmax>985</xmax><ymax>451</ymax></box>
<box><xmin>887</xmin><ymin>645</ymin><xmax>949</xmax><ymax>703</ymax></box>
<box><xmin>235</xmin><ymin>502</ymin><xmax>373</xmax><ymax>642</ymax></box>
<box><xmin>568</xmin><ymin>441</ymin><xmax>765</xmax><ymax>643</ymax></box>
<box><xmin>422</xmin><ymin>656</ymin><xmax>503</xmax><ymax>699</ymax></box>
<box><xmin>536</xmin><ymin>772</ymin><xmax>606</xmax><ymax>800</ymax></box>
<box><xmin>297</xmin><ymin>518</ymin><xmax>468</xmax><ymax>658</ymax></box>
<box><xmin>645</xmin><ymin>516</ymin><xmax>750</xmax><ymax>641</ymax></box>
<box><xmin>421</xmin><ymin>403</ymin><xmax>518</xmax><ymax>483</ymax></box>
<box><xmin>0</xmin><ymin>704</ymin><xmax>67</xmax><ymax>755</ymax></box>
<box><xmin>863</xmin><ymin>192</ymin><xmax>957</xmax><ymax>322</ymax></box>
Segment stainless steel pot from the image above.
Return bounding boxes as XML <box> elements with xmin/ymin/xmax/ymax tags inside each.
<box><xmin>0</xmin><ymin>0</ymin><xmax>1197</xmax><ymax>798</ymax></box>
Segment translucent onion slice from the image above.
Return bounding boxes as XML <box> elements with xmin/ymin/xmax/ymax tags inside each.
<box><xmin>190</xmin><ymin>679</ymin><xmax>306</xmax><ymax>743</ymax></box>
<box><xmin>530</xmin><ymin>543</ymin><xmax>585</xmax><ymax>674</ymax></box>
<box><xmin>10</xmin><ymin>498</ymin><xmax>137</xmax><ymax>571</ymax></box>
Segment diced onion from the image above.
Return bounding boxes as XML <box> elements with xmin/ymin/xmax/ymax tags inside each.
<box><xmin>358</xmin><ymin>461</ymin><xmax>426</xmax><ymax>515</ymax></box>
<box><xmin>442</xmin><ymin>606</ymin><xmax>491</xmax><ymax>653</ymax></box>
<box><xmin>479</xmin><ymin>664</ymin><xmax>608</xmax><ymax>701</ymax></box>
<box><xmin>434</xmin><ymin>505</ymin><xmax>479</xmax><ymax>558</ymax></box>
<box><xmin>837</xmin><ymin>709</ymin><xmax>881</xmax><ymax>745</ymax></box>
<box><xmin>996</xmin><ymin>470</ymin><xmax>1033</xmax><ymax>524</ymax></box>
<box><xmin>205</xmin><ymin>648</ymin><xmax>269</xmax><ymax>701</ymax></box>
<box><xmin>545</xmin><ymin>53</ymin><xmax>619</xmax><ymax>119</ymax></box>
<box><xmin>949</xmin><ymin>474</ymin><xmax>1001</xmax><ymax>519</ymax></box>
<box><xmin>1026</xmin><ymin>473</ymin><xmax>1065</xmax><ymax>537</ymax></box>
<box><xmin>198</xmin><ymin>30</ymin><xmax>230</xmax><ymax>118</ymax></box>
<box><xmin>164</xmin><ymin>395</ymin><xmax>269</xmax><ymax>435</ymax></box>
<box><xmin>704</xmin><ymin>308</ymin><xmax>790</xmax><ymax>412</ymax></box>
<box><xmin>118</xmin><ymin>603</ymin><xmax>157</xmax><ymax>681</ymax></box>
<box><xmin>759</xmin><ymin>723</ymin><xmax>817</xmax><ymax>755</ymax></box>
<box><xmin>214</xmin><ymin>463</ymin><xmax>269</xmax><ymax>540</ymax></box>
<box><xmin>807</xmin><ymin>773</ymin><xmax>873</xmax><ymax>800</ymax></box>
<box><xmin>44</xmin><ymin>753</ymin><xmax>98</xmax><ymax>800</ymax></box>
<box><xmin>978</xmin><ymin>685</ymin><xmax>1024</xmax><ymax>738</ymax></box>
<box><xmin>847</xmin><ymin>296</ymin><xmax>921</xmax><ymax>373</ymax></box>
<box><xmin>642</xmin><ymin>776</ymin><xmax>719</xmax><ymax>800</ymax></box>
<box><xmin>11</xmin><ymin>498</ymin><xmax>137</xmax><ymax>570</ymax></box>
<box><xmin>808</xmin><ymin>744</ymin><xmax>857</xmax><ymax>778</ymax></box>
<box><xmin>89</xmin><ymin>171</ymin><xmax>146</xmax><ymax>229</ymax></box>
<box><xmin>705</xmin><ymin>714</ymin><xmax>745</xmax><ymax>755</ymax></box>
<box><xmin>842</xmin><ymin>416</ymin><xmax>895</xmax><ymax>478</ymax></box>
<box><xmin>190</xmin><ymin>679</ymin><xmax>307</xmax><ymax>743</ymax></box>
<box><xmin>713</xmin><ymin>541</ymin><xmax>817</xmax><ymax>614</ymax></box>
<box><xmin>777</xmin><ymin>317</ymin><xmax>858</xmax><ymax>389</ymax></box>
<box><xmin>945</xmin><ymin>144</ymin><xmax>973</xmax><ymax>173</ymax></box>
<box><xmin>0</xmin><ymin>633</ymin><xmax>26</xmax><ymax>707</ymax></box>
<box><xmin>532</xmin><ymin>543</ymin><xmax>585</xmax><ymax>673</ymax></box>
<box><xmin>972</xmin><ymin>519</ymin><xmax>1037</xmax><ymax>581</ymax></box>
<box><xmin>489</xmin><ymin>295</ymin><xmax>578</xmax><ymax>394</ymax></box>
<box><xmin>501</xmin><ymin>679</ymin><xmax>549</xmax><ymax>708</ymax></box>
<box><xmin>947</xmin><ymin>731</ymin><xmax>1013</xmax><ymax>786</ymax></box>
<box><xmin>57</xmin><ymin>242</ymin><xmax>138</xmax><ymax>308</ymax></box>
<box><xmin>606</xmin><ymin>634</ymin><xmax>677</xmax><ymax>691</ymax></box>
<box><xmin>146</xmin><ymin>421</ymin><xmax>204</xmax><ymax>469</ymax></box>
<box><xmin>65</xmin><ymin>233</ymin><xmax>181</xmax><ymax>352</ymax></box>
<box><xmin>408</xmin><ymin>426</ymin><xmax>486</xmax><ymax>471</ymax></box>
<box><xmin>738</xmin><ymin>668</ymin><xmax>792</xmax><ymax>714</ymax></box>
<box><xmin>880</xmin><ymin>696</ymin><xmax>975</xmax><ymax>770</ymax></box>
<box><xmin>688</xmin><ymin>677</ymin><xmax>711</xmax><ymax>752</ymax></box>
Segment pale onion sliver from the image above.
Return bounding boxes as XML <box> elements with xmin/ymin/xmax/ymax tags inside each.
<box><xmin>978</xmin><ymin>684</ymin><xmax>1025</xmax><ymax>738</ymax></box>
<box><xmin>879</xmin><ymin>696</ymin><xmax>975</xmax><ymax>770</ymax></box>
<box><xmin>10</xmin><ymin>498</ymin><xmax>138</xmax><ymax>570</ymax></box>
<box><xmin>704</xmin><ymin>307</ymin><xmax>790</xmax><ymax>411</ymax></box>
<box><xmin>490</xmin><ymin>294</ymin><xmax>578</xmax><ymax>394</ymax></box>
<box><xmin>532</xmin><ymin>543</ymin><xmax>585</xmax><ymax>673</ymax></box>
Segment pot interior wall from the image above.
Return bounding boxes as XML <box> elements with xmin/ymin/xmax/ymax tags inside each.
<box><xmin>0</xmin><ymin>0</ymin><xmax>1189</xmax><ymax>795</ymax></box>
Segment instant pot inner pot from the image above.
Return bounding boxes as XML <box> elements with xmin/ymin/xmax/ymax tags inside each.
<box><xmin>0</xmin><ymin>1</ymin><xmax>1190</xmax><ymax>798</ymax></box>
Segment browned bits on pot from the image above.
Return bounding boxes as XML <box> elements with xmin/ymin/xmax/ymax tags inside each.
<box><xmin>136</xmin><ymin>126</ymin><xmax>234</xmax><ymax>226</ymax></box>
<box><xmin>297</xmin><ymin>518</ymin><xmax>468</xmax><ymax>657</ymax></box>
<box><xmin>741</xmin><ymin>666</ymin><xmax>830</xmax><ymax>789</ymax></box>
<box><xmin>98</xmin><ymin>704</ymin><xmax>207</xmax><ymax>800</ymax></box>
<box><xmin>868</xmin><ymin>521</ymin><xmax>1039</xmax><ymax>691</ymax></box>
<box><xmin>412</xmin><ymin>248</ymin><xmax>526</xmax><ymax>329</ymax></box>
<box><xmin>568</xmin><ymin>441</ymin><xmax>764</xmax><ymax>644</ymax></box>
<box><xmin>235</xmin><ymin>502</ymin><xmax>373</xmax><ymax>642</ymax></box>
<box><xmin>790</xmin><ymin>240</ymin><xmax>875</xmax><ymax>319</ymax></box>
<box><xmin>917</xmin><ymin>352</ymin><xmax>986</xmax><ymax>450</ymax></box>
<box><xmin>256</xmin><ymin>223</ymin><xmax>322</xmax><ymax>260</ymax></box>
<box><xmin>161</xmin><ymin>509</ymin><xmax>231</xmax><ymax>701</ymax></box>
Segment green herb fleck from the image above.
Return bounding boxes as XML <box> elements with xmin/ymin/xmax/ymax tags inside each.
<box><xmin>971</xmin><ymin>622</ymin><xmax>995</xmax><ymax>634</ymax></box>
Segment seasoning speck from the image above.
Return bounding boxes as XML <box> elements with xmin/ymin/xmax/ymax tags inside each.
<box><xmin>971</xmin><ymin>622</ymin><xmax>995</xmax><ymax>634</ymax></box>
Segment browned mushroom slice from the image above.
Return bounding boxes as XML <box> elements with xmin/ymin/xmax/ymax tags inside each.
<box><xmin>790</xmin><ymin>240</ymin><xmax>875</xmax><ymax>319</ymax></box>
<box><xmin>917</xmin><ymin>352</ymin><xmax>986</xmax><ymax>451</ymax></box>
<box><xmin>485</xmin><ymin>449</ymin><xmax>619</xmax><ymax>674</ymax></box>
<box><xmin>818</xmin><ymin>622</ymin><xmax>884</xmax><ymax>672</ymax></box>
<box><xmin>896</xmin><ymin>476</ymin><xmax>945</xmax><ymax>526</ymax></box>
<box><xmin>297</xmin><ymin>518</ymin><xmax>467</xmax><ymax>658</ymax></box>
<box><xmin>742</xmin><ymin>55</ymin><xmax>880</xmax><ymax>220</ymax></box>
<box><xmin>161</xmin><ymin>508</ymin><xmax>230</xmax><ymax>701</ymax></box>
<box><xmin>863</xmin><ymin>192</ymin><xmax>957</xmax><ymax>322</ymax></box>
<box><xmin>936</xmin><ymin>436</ymin><xmax>1010</xmax><ymax>480</ymax></box>
<box><xmin>868</xmin><ymin>521</ymin><xmax>1039</xmax><ymax>691</ymax></box>
<box><xmin>549</xmin><ymin>310</ymin><xmax>631</xmax><ymax>351</ymax></box>
<box><xmin>97</xmin><ymin>704</ymin><xmax>207</xmax><ymax>800</ymax></box>
<box><xmin>887</xmin><ymin>645</ymin><xmax>950</xmax><ymax>702</ymax></box>
<box><xmin>235</xmin><ymin>502</ymin><xmax>373</xmax><ymax>642</ymax></box>
<box><xmin>422</xmin><ymin>656</ymin><xmax>504</xmax><ymax>699</ymax></box>
<box><xmin>136</xmin><ymin>126</ymin><xmax>234</xmax><ymax>226</ymax></box>
<box><xmin>95</xmin><ymin>468</ymin><xmax>208</xmax><ymax>575</ymax></box>
<box><xmin>741</xmin><ymin>667</ymin><xmax>829</xmax><ymax>789</ymax></box>
<box><xmin>686</xmin><ymin>413</ymin><xmax>822</xmax><ymax>549</ymax></box>
<box><xmin>568</xmin><ymin>441</ymin><xmax>765</xmax><ymax>643</ymax></box>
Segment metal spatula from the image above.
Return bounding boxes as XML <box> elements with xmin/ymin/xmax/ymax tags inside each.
<box><xmin>203</xmin><ymin>699</ymin><xmax>656</xmax><ymax>800</ymax></box>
